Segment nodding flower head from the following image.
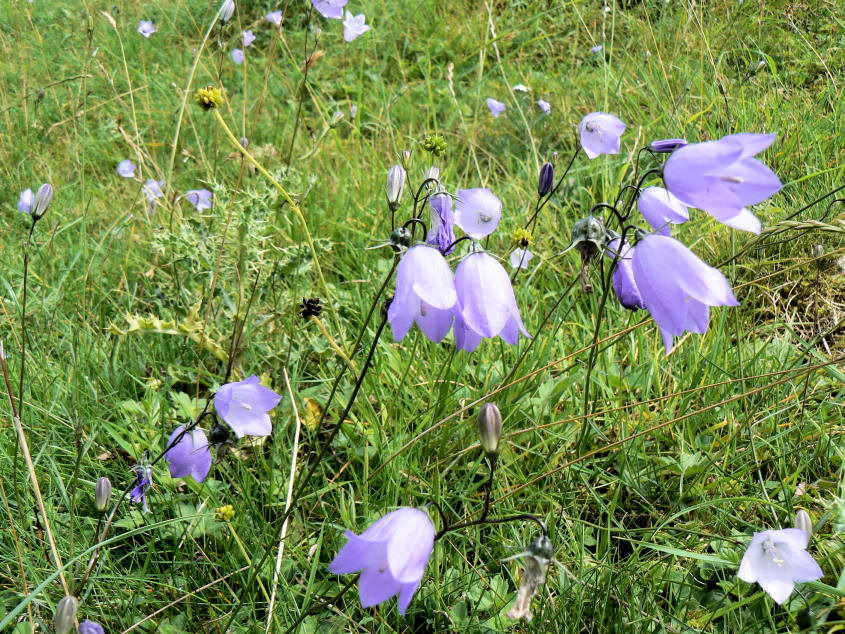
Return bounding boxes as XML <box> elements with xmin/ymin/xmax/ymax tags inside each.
<box><xmin>129</xmin><ymin>463</ymin><xmax>153</xmax><ymax>513</ymax></box>
<box><xmin>312</xmin><ymin>0</ymin><xmax>348</xmax><ymax>20</ymax></box>
<box><xmin>537</xmin><ymin>162</ymin><xmax>554</xmax><ymax>196</ymax></box>
<box><xmin>386</xmin><ymin>164</ymin><xmax>406</xmax><ymax>210</ymax></box>
<box><xmin>329</xmin><ymin>507</ymin><xmax>435</xmax><ymax>615</ymax></box>
<box><xmin>455</xmin><ymin>188</ymin><xmax>502</xmax><ymax>239</ymax></box>
<box><xmin>427</xmin><ymin>193</ymin><xmax>456</xmax><ymax>254</ymax></box>
<box><xmin>388</xmin><ymin>245</ymin><xmax>457</xmax><ymax>343</ymax></box>
<box><xmin>738</xmin><ymin>528</ymin><xmax>823</xmax><ymax>604</ymax></box>
<box><xmin>214</xmin><ymin>375</ymin><xmax>282</xmax><ymax>438</ymax></box>
<box><xmin>649</xmin><ymin>138</ymin><xmax>687</xmax><ymax>153</ymax></box>
<box><xmin>605</xmin><ymin>238</ymin><xmax>644</xmax><ymax>311</ymax></box>
<box><xmin>164</xmin><ymin>425</ymin><xmax>212</xmax><ymax>483</ymax></box>
<box><xmin>636</xmin><ymin>186</ymin><xmax>689</xmax><ymax>236</ymax></box>
<box><xmin>578</xmin><ymin>112</ymin><xmax>626</xmax><ymax>159</ymax></box>
<box><xmin>663</xmin><ymin>133</ymin><xmax>781</xmax><ymax>235</ymax></box>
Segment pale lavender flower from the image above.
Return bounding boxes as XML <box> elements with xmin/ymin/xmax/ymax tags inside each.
<box><xmin>486</xmin><ymin>98</ymin><xmax>506</xmax><ymax>118</ymax></box>
<box><xmin>31</xmin><ymin>183</ymin><xmax>53</xmax><ymax>219</ymax></box>
<box><xmin>266</xmin><ymin>10</ymin><xmax>283</xmax><ymax>26</ymax></box>
<box><xmin>117</xmin><ymin>159</ymin><xmax>136</xmax><ymax>178</ymax></box>
<box><xmin>509</xmin><ymin>248</ymin><xmax>534</xmax><ymax>270</ymax></box>
<box><xmin>138</xmin><ymin>20</ymin><xmax>156</xmax><ymax>38</ymax></box>
<box><xmin>312</xmin><ymin>0</ymin><xmax>348</xmax><ymax>20</ymax></box>
<box><xmin>663</xmin><ymin>133</ymin><xmax>781</xmax><ymax>235</ymax></box>
<box><xmin>591</xmin><ymin>44</ymin><xmax>602</xmax><ymax>53</ymax></box>
<box><xmin>427</xmin><ymin>193</ymin><xmax>456</xmax><ymax>254</ymax></box>
<box><xmin>232</xmin><ymin>48</ymin><xmax>244</xmax><ymax>64</ymax></box>
<box><xmin>605</xmin><ymin>238</ymin><xmax>643</xmax><ymax>310</ymax></box>
<box><xmin>214</xmin><ymin>375</ymin><xmax>282</xmax><ymax>438</ymax></box>
<box><xmin>129</xmin><ymin>464</ymin><xmax>152</xmax><ymax>513</ymax></box>
<box><xmin>143</xmin><ymin>179</ymin><xmax>164</xmax><ymax>202</ymax></box>
<box><xmin>17</xmin><ymin>188</ymin><xmax>34</xmax><ymax>214</ymax></box>
<box><xmin>453</xmin><ymin>311</ymin><xmax>483</xmax><ymax>353</ymax></box>
<box><xmin>637</xmin><ymin>186</ymin><xmax>689</xmax><ymax>236</ymax></box>
<box><xmin>579</xmin><ymin>112</ymin><xmax>626</xmax><ymax>159</ymax></box>
<box><xmin>343</xmin><ymin>11</ymin><xmax>370</xmax><ymax>42</ymax></box>
<box><xmin>184</xmin><ymin>188</ymin><xmax>213</xmax><ymax>212</ymax></box>
<box><xmin>164</xmin><ymin>425</ymin><xmax>212</xmax><ymax>483</ymax></box>
<box><xmin>738</xmin><ymin>528</ymin><xmax>823</xmax><ymax>604</ymax></box>
<box><xmin>243</xmin><ymin>30</ymin><xmax>256</xmax><ymax>47</ymax></box>
<box><xmin>388</xmin><ymin>245</ymin><xmax>457</xmax><ymax>343</ymax></box>
<box><xmin>78</xmin><ymin>621</ymin><xmax>105</xmax><ymax>634</ymax></box>
<box><xmin>454</xmin><ymin>188</ymin><xmax>502</xmax><ymax>239</ymax></box>
<box><xmin>650</xmin><ymin>138</ymin><xmax>686</xmax><ymax>153</ymax></box>
<box><xmin>631</xmin><ymin>234</ymin><xmax>738</xmax><ymax>353</ymax></box>
<box><xmin>329</xmin><ymin>507</ymin><xmax>435</xmax><ymax>615</ymax></box>
<box><xmin>537</xmin><ymin>99</ymin><xmax>551</xmax><ymax>115</ymax></box>
<box><xmin>454</xmin><ymin>252</ymin><xmax>530</xmax><ymax>349</ymax></box>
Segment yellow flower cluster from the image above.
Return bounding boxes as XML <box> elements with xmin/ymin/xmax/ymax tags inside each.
<box><xmin>195</xmin><ymin>86</ymin><xmax>224</xmax><ymax>111</ymax></box>
<box><xmin>511</xmin><ymin>228</ymin><xmax>533</xmax><ymax>248</ymax></box>
<box><xmin>215</xmin><ymin>504</ymin><xmax>235</xmax><ymax>522</ymax></box>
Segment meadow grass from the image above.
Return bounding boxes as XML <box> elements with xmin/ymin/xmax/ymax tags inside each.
<box><xmin>0</xmin><ymin>0</ymin><xmax>844</xmax><ymax>632</ymax></box>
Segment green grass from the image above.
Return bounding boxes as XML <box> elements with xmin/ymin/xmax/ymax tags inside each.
<box><xmin>0</xmin><ymin>0</ymin><xmax>844</xmax><ymax>632</ymax></box>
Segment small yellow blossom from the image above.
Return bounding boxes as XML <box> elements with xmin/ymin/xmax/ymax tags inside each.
<box><xmin>511</xmin><ymin>228</ymin><xmax>533</xmax><ymax>248</ymax></box>
<box><xmin>195</xmin><ymin>86</ymin><xmax>224</xmax><ymax>111</ymax></box>
<box><xmin>215</xmin><ymin>504</ymin><xmax>235</xmax><ymax>522</ymax></box>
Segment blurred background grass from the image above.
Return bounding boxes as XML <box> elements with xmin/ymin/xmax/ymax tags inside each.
<box><xmin>0</xmin><ymin>0</ymin><xmax>843</xmax><ymax>631</ymax></box>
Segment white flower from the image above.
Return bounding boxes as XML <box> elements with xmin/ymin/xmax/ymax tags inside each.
<box><xmin>343</xmin><ymin>11</ymin><xmax>370</xmax><ymax>42</ymax></box>
<box><xmin>737</xmin><ymin>528</ymin><xmax>823</xmax><ymax>604</ymax></box>
<box><xmin>509</xmin><ymin>248</ymin><xmax>534</xmax><ymax>270</ymax></box>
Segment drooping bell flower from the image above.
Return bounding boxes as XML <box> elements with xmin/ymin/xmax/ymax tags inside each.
<box><xmin>129</xmin><ymin>464</ymin><xmax>153</xmax><ymax>513</ymax></box>
<box><xmin>77</xmin><ymin>620</ymin><xmax>105</xmax><ymax>634</ymax></box>
<box><xmin>454</xmin><ymin>188</ymin><xmax>502</xmax><ymax>239</ymax></box>
<box><xmin>636</xmin><ymin>186</ymin><xmax>689</xmax><ymax>236</ymax></box>
<box><xmin>117</xmin><ymin>159</ymin><xmax>136</xmax><ymax>178</ymax></box>
<box><xmin>649</xmin><ymin>138</ymin><xmax>686</xmax><ymax>153</ymax></box>
<box><xmin>427</xmin><ymin>193</ymin><xmax>456</xmax><ymax>254</ymax></box>
<box><xmin>388</xmin><ymin>245</ymin><xmax>457</xmax><ymax>343</ymax></box>
<box><xmin>214</xmin><ymin>375</ymin><xmax>282</xmax><ymax>438</ymax></box>
<box><xmin>578</xmin><ymin>112</ymin><xmax>626</xmax><ymax>159</ymax></box>
<box><xmin>605</xmin><ymin>238</ymin><xmax>643</xmax><ymax>310</ymax></box>
<box><xmin>312</xmin><ymin>0</ymin><xmax>348</xmax><ymax>20</ymax></box>
<box><xmin>328</xmin><ymin>507</ymin><xmax>435</xmax><ymax>615</ymax></box>
<box><xmin>509</xmin><ymin>248</ymin><xmax>533</xmax><ymax>270</ymax></box>
<box><xmin>663</xmin><ymin>133</ymin><xmax>781</xmax><ymax>234</ymax></box>
<box><xmin>453</xmin><ymin>252</ymin><xmax>530</xmax><ymax>350</ymax></box>
<box><xmin>184</xmin><ymin>188</ymin><xmax>213</xmax><ymax>212</ymax></box>
<box><xmin>231</xmin><ymin>49</ymin><xmax>244</xmax><ymax>64</ymax></box>
<box><xmin>138</xmin><ymin>20</ymin><xmax>156</xmax><ymax>38</ymax></box>
<box><xmin>242</xmin><ymin>30</ymin><xmax>256</xmax><ymax>47</ymax></box>
<box><xmin>738</xmin><ymin>528</ymin><xmax>823</xmax><ymax>604</ymax></box>
<box><xmin>486</xmin><ymin>98</ymin><xmax>506</xmax><ymax>118</ymax></box>
<box><xmin>17</xmin><ymin>188</ymin><xmax>34</xmax><ymax>214</ymax></box>
<box><xmin>631</xmin><ymin>234</ymin><xmax>738</xmax><ymax>353</ymax></box>
<box><xmin>164</xmin><ymin>425</ymin><xmax>212</xmax><ymax>482</ymax></box>
<box><xmin>537</xmin><ymin>99</ymin><xmax>551</xmax><ymax>115</ymax></box>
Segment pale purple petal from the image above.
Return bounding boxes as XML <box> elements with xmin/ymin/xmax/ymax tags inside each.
<box><xmin>579</xmin><ymin>112</ymin><xmax>626</xmax><ymax>159</ymax></box>
<box><xmin>343</xmin><ymin>11</ymin><xmax>370</xmax><ymax>42</ymax></box>
<box><xmin>358</xmin><ymin>566</ymin><xmax>403</xmax><ymax>608</ymax></box>
<box><xmin>454</xmin><ymin>188</ymin><xmax>502</xmax><ymax>239</ymax></box>
<box><xmin>117</xmin><ymin>159</ymin><xmax>136</xmax><ymax>178</ymax></box>
<box><xmin>509</xmin><ymin>248</ymin><xmax>533</xmax><ymax>270</ymax></box>
<box><xmin>242</xmin><ymin>30</ymin><xmax>255</xmax><ymax>47</ymax></box>
<box><xmin>143</xmin><ymin>179</ymin><xmax>164</xmax><ymax>202</ymax></box>
<box><xmin>138</xmin><ymin>20</ymin><xmax>156</xmax><ymax>38</ymax></box>
<box><xmin>312</xmin><ymin>0</ymin><xmax>348</xmax><ymax>20</ymax></box>
<box><xmin>537</xmin><ymin>99</ymin><xmax>551</xmax><ymax>115</ymax></box>
<box><xmin>453</xmin><ymin>310</ymin><xmax>483</xmax><ymax>353</ymax></box>
<box><xmin>266</xmin><ymin>11</ymin><xmax>283</xmax><ymax>25</ymax></box>
<box><xmin>427</xmin><ymin>193</ymin><xmax>456</xmax><ymax>254</ymax></box>
<box><xmin>184</xmin><ymin>188</ymin><xmax>213</xmax><ymax>212</ymax></box>
<box><xmin>649</xmin><ymin>138</ymin><xmax>687</xmax><ymax>153</ymax></box>
<box><xmin>232</xmin><ymin>48</ymin><xmax>244</xmax><ymax>64</ymax></box>
<box><xmin>737</xmin><ymin>528</ymin><xmax>823</xmax><ymax>604</ymax></box>
<box><xmin>165</xmin><ymin>425</ymin><xmax>212</xmax><ymax>482</ymax></box>
<box><xmin>214</xmin><ymin>375</ymin><xmax>281</xmax><ymax>438</ymax></box>
<box><xmin>18</xmin><ymin>189</ymin><xmax>34</xmax><ymax>214</ymax></box>
<box><xmin>328</xmin><ymin>531</ymin><xmax>384</xmax><ymax>573</ymax></box>
<box><xmin>637</xmin><ymin>186</ymin><xmax>689</xmax><ymax>235</ymax></box>
<box><xmin>486</xmin><ymin>98</ymin><xmax>506</xmax><ymax>118</ymax></box>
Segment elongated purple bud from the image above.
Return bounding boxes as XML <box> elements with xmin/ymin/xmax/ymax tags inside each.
<box><xmin>54</xmin><ymin>595</ymin><xmax>78</xmax><ymax>634</ymax></box>
<box><xmin>95</xmin><ymin>476</ymin><xmax>112</xmax><ymax>512</ymax></box>
<box><xmin>386</xmin><ymin>165</ymin><xmax>406</xmax><ymax>210</ymax></box>
<box><xmin>649</xmin><ymin>138</ymin><xmax>687</xmax><ymax>153</ymax></box>
<box><xmin>477</xmin><ymin>402</ymin><xmax>502</xmax><ymax>457</ymax></box>
<box><xmin>31</xmin><ymin>183</ymin><xmax>53</xmax><ymax>220</ymax></box>
<box><xmin>538</xmin><ymin>162</ymin><xmax>554</xmax><ymax>196</ymax></box>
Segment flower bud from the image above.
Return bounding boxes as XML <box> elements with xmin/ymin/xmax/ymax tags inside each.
<box><xmin>477</xmin><ymin>403</ymin><xmax>502</xmax><ymax>457</ymax></box>
<box><xmin>239</xmin><ymin>136</ymin><xmax>249</xmax><ymax>149</ymax></box>
<box><xmin>812</xmin><ymin>244</ymin><xmax>823</xmax><ymax>259</ymax></box>
<box><xmin>389</xmin><ymin>226</ymin><xmax>412</xmax><ymax>253</ymax></box>
<box><xmin>54</xmin><ymin>595</ymin><xmax>78</xmax><ymax>634</ymax></box>
<box><xmin>402</xmin><ymin>150</ymin><xmax>411</xmax><ymax>165</ymax></box>
<box><xmin>794</xmin><ymin>510</ymin><xmax>813</xmax><ymax>545</ymax></box>
<box><xmin>94</xmin><ymin>476</ymin><xmax>112</xmax><ymax>512</ymax></box>
<box><xmin>220</xmin><ymin>0</ymin><xmax>235</xmax><ymax>22</ymax></box>
<box><xmin>424</xmin><ymin>165</ymin><xmax>440</xmax><ymax>188</ymax></box>
<box><xmin>386</xmin><ymin>165</ymin><xmax>406</xmax><ymax>210</ymax></box>
<box><xmin>538</xmin><ymin>162</ymin><xmax>554</xmax><ymax>196</ymax></box>
<box><xmin>649</xmin><ymin>138</ymin><xmax>687</xmax><ymax>153</ymax></box>
<box><xmin>31</xmin><ymin>183</ymin><xmax>53</xmax><ymax>220</ymax></box>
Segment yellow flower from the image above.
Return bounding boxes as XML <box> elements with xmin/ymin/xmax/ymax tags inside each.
<box><xmin>511</xmin><ymin>228</ymin><xmax>533</xmax><ymax>248</ymax></box>
<box><xmin>215</xmin><ymin>504</ymin><xmax>235</xmax><ymax>522</ymax></box>
<box><xmin>195</xmin><ymin>86</ymin><xmax>224</xmax><ymax>111</ymax></box>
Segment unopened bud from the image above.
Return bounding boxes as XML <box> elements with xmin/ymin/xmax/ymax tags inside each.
<box><xmin>220</xmin><ymin>0</ymin><xmax>235</xmax><ymax>22</ymax></box>
<box><xmin>386</xmin><ymin>165</ymin><xmax>406</xmax><ymax>210</ymax></box>
<box><xmin>649</xmin><ymin>138</ymin><xmax>687</xmax><ymax>153</ymax></box>
<box><xmin>31</xmin><ymin>183</ymin><xmax>53</xmax><ymax>220</ymax></box>
<box><xmin>424</xmin><ymin>165</ymin><xmax>440</xmax><ymax>187</ymax></box>
<box><xmin>389</xmin><ymin>226</ymin><xmax>412</xmax><ymax>252</ymax></box>
<box><xmin>477</xmin><ymin>403</ymin><xmax>502</xmax><ymax>457</ymax></box>
<box><xmin>812</xmin><ymin>244</ymin><xmax>823</xmax><ymax>259</ymax></box>
<box><xmin>538</xmin><ymin>162</ymin><xmax>554</xmax><ymax>196</ymax></box>
<box><xmin>95</xmin><ymin>476</ymin><xmax>112</xmax><ymax>512</ymax></box>
<box><xmin>54</xmin><ymin>595</ymin><xmax>78</xmax><ymax>634</ymax></box>
<box><xmin>239</xmin><ymin>136</ymin><xmax>249</xmax><ymax>149</ymax></box>
<box><xmin>402</xmin><ymin>150</ymin><xmax>411</xmax><ymax>165</ymax></box>
<box><xmin>794</xmin><ymin>510</ymin><xmax>813</xmax><ymax>545</ymax></box>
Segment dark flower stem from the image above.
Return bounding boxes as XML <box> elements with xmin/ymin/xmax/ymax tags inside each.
<box><xmin>403</xmin><ymin>216</ymin><xmax>429</xmax><ymax>241</ymax></box>
<box><xmin>526</xmin><ymin>137</ymin><xmax>581</xmax><ymax>233</ymax></box>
